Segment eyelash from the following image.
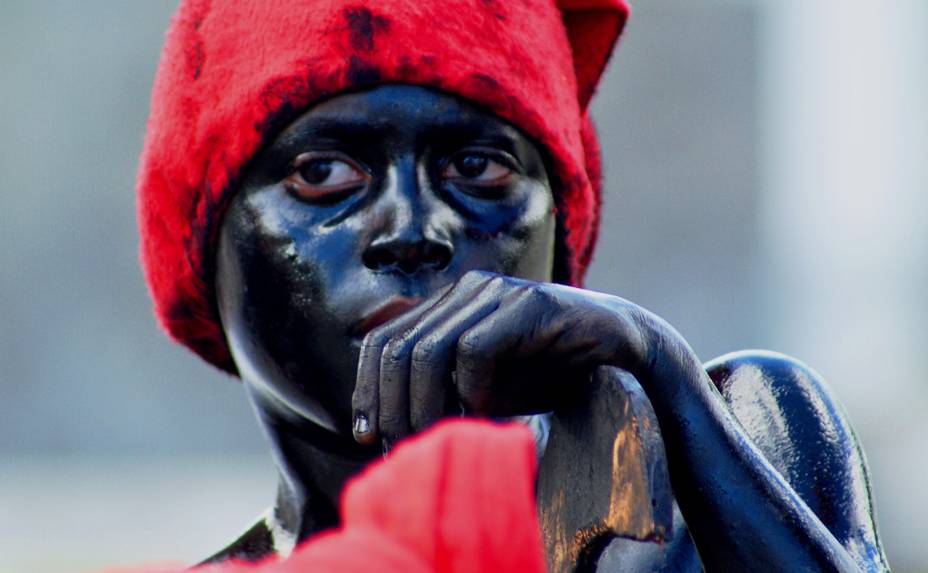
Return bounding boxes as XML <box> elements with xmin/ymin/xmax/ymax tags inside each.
<box><xmin>443</xmin><ymin>150</ymin><xmax>516</xmax><ymax>178</ymax></box>
<box><xmin>439</xmin><ymin>149</ymin><xmax>520</xmax><ymax>201</ymax></box>
<box><xmin>283</xmin><ymin>148</ymin><xmax>520</xmax><ymax>203</ymax></box>
<box><xmin>284</xmin><ymin>152</ymin><xmax>370</xmax><ymax>202</ymax></box>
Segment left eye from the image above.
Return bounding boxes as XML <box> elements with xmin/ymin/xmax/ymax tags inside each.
<box><xmin>285</xmin><ymin>152</ymin><xmax>368</xmax><ymax>201</ymax></box>
<box><xmin>441</xmin><ymin>153</ymin><xmax>513</xmax><ymax>185</ymax></box>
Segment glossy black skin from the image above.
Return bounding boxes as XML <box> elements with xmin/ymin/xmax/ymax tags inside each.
<box><xmin>214</xmin><ymin>85</ymin><xmax>888</xmax><ymax>571</ymax></box>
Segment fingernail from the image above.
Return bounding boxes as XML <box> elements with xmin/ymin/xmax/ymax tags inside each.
<box><xmin>354</xmin><ymin>413</ymin><xmax>371</xmax><ymax>435</ymax></box>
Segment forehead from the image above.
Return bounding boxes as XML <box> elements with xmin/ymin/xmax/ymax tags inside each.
<box><xmin>311</xmin><ymin>84</ymin><xmax>481</xmax><ymax>120</ymax></box>
<box><xmin>273</xmin><ymin>84</ymin><xmax>526</xmax><ymax>148</ymax></box>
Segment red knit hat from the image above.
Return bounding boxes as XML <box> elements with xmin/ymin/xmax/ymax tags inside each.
<box><xmin>137</xmin><ymin>0</ymin><xmax>630</xmax><ymax>372</ymax></box>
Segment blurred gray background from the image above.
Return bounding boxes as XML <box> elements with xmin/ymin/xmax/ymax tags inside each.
<box><xmin>1</xmin><ymin>1</ymin><xmax>925</xmax><ymax>571</ymax></box>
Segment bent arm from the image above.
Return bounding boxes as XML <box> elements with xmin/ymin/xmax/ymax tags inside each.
<box><xmin>606</xmin><ymin>305</ymin><xmax>886</xmax><ymax>572</ymax></box>
<box><xmin>703</xmin><ymin>350</ymin><xmax>889</xmax><ymax>572</ymax></box>
<box><xmin>349</xmin><ymin>273</ymin><xmax>888</xmax><ymax>571</ymax></box>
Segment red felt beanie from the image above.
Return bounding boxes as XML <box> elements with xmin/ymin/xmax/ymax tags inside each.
<box><xmin>137</xmin><ymin>0</ymin><xmax>630</xmax><ymax>372</ymax></box>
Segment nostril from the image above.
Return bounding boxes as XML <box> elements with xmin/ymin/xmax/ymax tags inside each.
<box><xmin>362</xmin><ymin>239</ymin><xmax>453</xmax><ymax>274</ymax></box>
<box><xmin>362</xmin><ymin>246</ymin><xmax>397</xmax><ymax>271</ymax></box>
<box><xmin>422</xmin><ymin>242</ymin><xmax>452</xmax><ymax>271</ymax></box>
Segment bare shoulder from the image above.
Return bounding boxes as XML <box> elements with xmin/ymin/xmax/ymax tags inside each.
<box><xmin>704</xmin><ymin>349</ymin><xmax>861</xmax><ymax>487</ymax></box>
<box><xmin>705</xmin><ymin>350</ymin><xmax>889</xmax><ymax>570</ymax></box>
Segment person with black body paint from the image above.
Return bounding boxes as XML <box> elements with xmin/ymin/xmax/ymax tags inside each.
<box><xmin>137</xmin><ymin>1</ymin><xmax>890</xmax><ymax>571</ymax></box>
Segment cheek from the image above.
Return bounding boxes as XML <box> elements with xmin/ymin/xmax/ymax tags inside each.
<box><xmin>220</xmin><ymin>216</ymin><xmax>326</xmax><ymax>375</ymax></box>
<box><xmin>219</xmin><ymin>195</ymin><xmax>368</xmax><ymax>430</ymax></box>
<box><xmin>460</xmin><ymin>188</ymin><xmax>556</xmax><ymax>281</ymax></box>
<box><xmin>503</xmin><ymin>199</ymin><xmax>557</xmax><ymax>281</ymax></box>
<box><xmin>218</xmin><ymin>191</ymin><xmax>344</xmax><ymax>365</ymax></box>
<box><xmin>249</xmin><ymin>213</ymin><xmax>372</xmax><ymax>337</ymax></box>
<box><xmin>241</xmin><ymin>190</ymin><xmax>360</xmax><ymax>325</ymax></box>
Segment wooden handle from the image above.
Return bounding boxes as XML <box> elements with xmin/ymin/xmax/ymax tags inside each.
<box><xmin>536</xmin><ymin>366</ymin><xmax>673</xmax><ymax>573</ymax></box>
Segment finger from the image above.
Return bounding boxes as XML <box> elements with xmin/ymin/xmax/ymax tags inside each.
<box><xmin>352</xmin><ymin>342</ymin><xmax>383</xmax><ymax>445</ymax></box>
<box><xmin>354</xmin><ymin>271</ymin><xmax>494</xmax><ymax>444</ymax></box>
<box><xmin>377</xmin><ymin>343</ymin><xmax>411</xmax><ymax>444</ymax></box>
<box><xmin>353</xmin><ymin>281</ymin><xmax>463</xmax><ymax>444</ymax></box>
<box><xmin>379</xmin><ymin>273</ymin><xmax>503</xmax><ymax>444</ymax></box>
<box><xmin>454</xmin><ymin>284</ymin><xmax>607</xmax><ymax>415</ymax></box>
<box><xmin>408</xmin><ymin>282</ymin><xmax>508</xmax><ymax>431</ymax></box>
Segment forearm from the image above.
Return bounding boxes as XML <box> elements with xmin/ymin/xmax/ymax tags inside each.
<box><xmin>615</xmin><ymin>310</ymin><xmax>864</xmax><ymax>572</ymax></box>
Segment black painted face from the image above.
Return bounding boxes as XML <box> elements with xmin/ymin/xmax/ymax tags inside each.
<box><xmin>216</xmin><ymin>85</ymin><xmax>556</xmax><ymax>435</ymax></box>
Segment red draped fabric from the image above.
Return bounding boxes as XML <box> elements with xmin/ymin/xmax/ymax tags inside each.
<box><xmin>102</xmin><ymin>420</ymin><xmax>546</xmax><ymax>573</ymax></box>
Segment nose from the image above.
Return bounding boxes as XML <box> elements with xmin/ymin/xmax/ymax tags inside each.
<box><xmin>363</xmin><ymin>233</ymin><xmax>453</xmax><ymax>274</ymax></box>
<box><xmin>362</xmin><ymin>162</ymin><xmax>453</xmax><ymax>275</ymax></box>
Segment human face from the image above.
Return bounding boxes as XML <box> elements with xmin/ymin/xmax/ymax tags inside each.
<box><xmin>215</xmin><ymin>85</ymin><xmax>556</xmax><ymax>435</ymax></box>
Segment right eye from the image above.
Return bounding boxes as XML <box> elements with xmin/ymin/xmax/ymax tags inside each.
<box><xmin>284</xmin><ymin>152</ymin><xmax>369</xmax><ymax>201</ymax></box>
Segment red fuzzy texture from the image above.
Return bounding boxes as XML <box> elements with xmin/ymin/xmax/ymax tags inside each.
<box><xmin>340</xmin><ymin>420</ymin><xmax>544</xmax><ymax>573</ymax></box>
<box><xmin>137</xmin><ymin>0</ymin><xmax>629</xmax><ymax>371</ymax></box>
<box><xmin>105</xmin><ymin>421</ymin><xmax>544</xmax><ymax>573</ymax></box>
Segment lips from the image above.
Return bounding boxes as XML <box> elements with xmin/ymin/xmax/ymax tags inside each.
<box><xmin>352</xmin><ymin>296</ymin><xmax>425</xmax><ymax>337</ymax></box>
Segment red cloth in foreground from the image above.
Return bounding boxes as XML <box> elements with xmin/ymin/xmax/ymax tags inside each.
<box><xmin>106</xmin><ymin>420</ymin><xmax>546</xmax><ymax>573</ymax></box>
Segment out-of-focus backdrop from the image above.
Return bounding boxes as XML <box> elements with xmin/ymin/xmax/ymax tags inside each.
<box><xmin>1</xmin><ymin>1</ymin><xmax>925</xmax><ymax>571</ymax></box>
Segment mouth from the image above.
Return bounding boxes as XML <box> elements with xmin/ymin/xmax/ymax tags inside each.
<box><xmin>352</xmin><ymin>296</ymin><xmax>426</xmax><ymax>338</ymax></box>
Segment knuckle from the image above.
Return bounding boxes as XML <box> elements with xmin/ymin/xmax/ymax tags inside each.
<box><xmin>461</xmin><ymin>269</ymin><xmax>495</xmax><ymax>286</ymax></box>
<box><xmin>361</xmin><ymin>330</ymin><xmax>390</xmax><ymax>352</ymax></box>
<box><xmin>620</xmin><ymin>304</ymin><xmax>657</xmax><ymax>364</ymax></box>
<box><xmin>456</xmin><ymin>330</ymin><xmax>483</xmax><ymax>361</ymax></box>
<box><xmin>526</xmin><ymin>283</ymin><xmax>555</xmax><ymax>306</ymax></box>
<box><xmin>626</xmin><ymin>304</ymin><xmax>654</xmax><ymax>339</ymax></box>
<box><xmin>485</xmin><ymin>274</ymin><xmax>510</xmax><ymax>293</ymax></box>
<box><xmin>411</xmin><ymin>338</ymin><xmax>438</xmax><ymax>365</ymax></box>
<box><xmin>505</xmin><ymin>283</ymin><xmax>535</xmax><ymax>305</ymax></box>
<box><xmin>381</xmin><ymin>339</ymin><xmax>409</xmax><ymax>365</ymax></box>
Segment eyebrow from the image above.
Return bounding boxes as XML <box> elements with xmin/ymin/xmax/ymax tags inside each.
<box><xmin>276</xmin><ymin>117</ymin><xmax>391</xmax><ymax>149</ymax></box>
<box><xmin>274</xmin><ymin>114</ymin><xmax>523</xmax><ymax>154</ymax></box>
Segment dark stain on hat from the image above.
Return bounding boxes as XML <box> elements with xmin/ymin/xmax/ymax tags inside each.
<box><xmin>396</xmin><ymin>55</ymin><xmax>417</xmax><ymax>80</ymax></box>
<box><xmin>183</xmin><ymin>0</ymin><xmax>212</xmax><ymax>79</ymax></box>
<box><xmin>344</xmin><ymin>7</ymin><xmax>391</xmax><ymax>52</ymax></box>
<box><xmin>470</xmin><ymin>73</ymin><xmax>501</xmax><ymax>90</ymax></box>
<box><xmin>347</xmin><ymin>55</ymin><xmax>382</xmax><ymax>86</ymax></box>
<box><xmin>255</xmin><ymin>75</ymin><xmax>313</xmax><ymax>136</ymax></box>
<box><xmin>478</xmin><ymin>0</ymin><xmax>506</xmax><ymax>20</ymax></box>
<box><xmin>187</xmin><ymin>42</ymin><xmax>206</xmax><ymax>80</ymax></box>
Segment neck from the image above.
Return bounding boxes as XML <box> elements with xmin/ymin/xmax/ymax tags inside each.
<box><xmin>245</xmin><ymin>384</ymin><xmax>380</xmax><ymax>544</ymax></box>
